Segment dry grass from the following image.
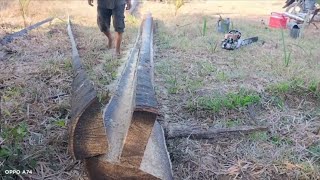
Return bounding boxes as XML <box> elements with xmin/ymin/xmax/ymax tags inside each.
<box><xmin>140</xmin><ymin>1</ymin><xmax>320</xmax><ymax>179</ymax></box>
<box><xmin>0</xmin><ymin>1</ymin><xmax>138</xmax><ymax>179</ymax></box>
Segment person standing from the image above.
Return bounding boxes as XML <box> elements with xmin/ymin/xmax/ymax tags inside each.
<box><xmin>88</xmin><ymin>0</ymin><xmax>132</xmax><ymax>57</ymax></box>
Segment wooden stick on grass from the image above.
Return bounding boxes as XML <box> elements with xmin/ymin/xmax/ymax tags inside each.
<box><xmin>166</xmin><ymin>124</ymin><xmax>268</xmax><ymax>139</ymax></box>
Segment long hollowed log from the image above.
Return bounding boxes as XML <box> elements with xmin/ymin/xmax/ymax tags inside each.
<box><xmin>0</xmin><ymin>18</ymin><xmax>54</xmax><ymax>45</ymax></box>
<box><xmin>67</xmin><ymin>18</ymin><xmax>107</xmax><ymax>160</ymax></box>
<box><xmin>120</xmin><ymin>14</ymin><xmax>158</xmax><ymax>168</ymax></box>
<box><xmin>85</xmin><ymin>13</ymin><xmax>173</xmax><ymax>179</ymax></box>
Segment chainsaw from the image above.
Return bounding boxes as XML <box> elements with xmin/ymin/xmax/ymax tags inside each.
<box><xmin>221</xmin><ymin>30</ymin><xmax>258</xmax><ymax>50</ymax></box>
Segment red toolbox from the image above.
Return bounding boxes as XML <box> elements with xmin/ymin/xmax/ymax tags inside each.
<box><xmin>269</xmin><ymin>12</ymin><xmax>288</xmax><ymax>28</ymax></box>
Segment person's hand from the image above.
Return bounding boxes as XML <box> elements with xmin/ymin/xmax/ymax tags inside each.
<box><xmin>88</xmin><ymin>0</ymin><xmax>94</xmax><ymax>6</ymax></box>
<box><xmin>126</xmin><ymin>0</ymin><xmax>132</xmax><ymax>10</ymax></box>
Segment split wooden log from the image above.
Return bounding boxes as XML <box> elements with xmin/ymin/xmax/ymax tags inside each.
<box><xmin>121</xmin><ymin>14</ymin><xmax>158</xmax><ymax>167</ymax></box>
<box><xmin>85</xmin><ymin>14</ymin><xmax>173</xmax><ymax>179</ymax></box>
<box><xmin>67</xmin><ymin>18</ymin><xmax>107</xmax><ymax>160</ymax></box>
<box><xmin>85</xmin><ymin>156</ymin><xmax>159</xmax><ymax>180</ymax></box>
<box><xmin>166</xmin><ymin>124</ymin><xmax>268</xmax><ymax>139</ymax></box>
<box><xmin>0</xmin><ymin>18</ymin><xmax>54</xmax><ymax>45</ymax></box>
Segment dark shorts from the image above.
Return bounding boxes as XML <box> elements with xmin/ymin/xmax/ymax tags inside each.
<box><xmin>97</xmin><ymin>5</ymin><xmax>126</xmax><ymax>33</ymax></box>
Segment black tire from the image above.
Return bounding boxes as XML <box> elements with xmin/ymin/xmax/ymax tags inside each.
<box><xmin>285</xmin><ymin>2</ymin><xmax>304</xmax><ymax>14</ymax></box>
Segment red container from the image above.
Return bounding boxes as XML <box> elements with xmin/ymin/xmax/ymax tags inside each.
<box><xmin>269</xmin><ymin>12</ymin><xmax>288</xmax><ymax>29</ymax></box>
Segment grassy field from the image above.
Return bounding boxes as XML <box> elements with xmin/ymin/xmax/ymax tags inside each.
<box><xmin>0</xmin><ymin>1</ymin><xmax>139</xmax><ymax>179</ymax></box>
<box><xmin>1</xmin><ymin>0</ymin><xmax>320</xmax><ymax>179</ymax></box>
<box><xmin>140</xmin><ymin>1</ymin><xmax>320</xmax><ymax>179</ymax></box>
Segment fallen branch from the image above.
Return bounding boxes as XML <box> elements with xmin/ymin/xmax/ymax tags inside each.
<box><xmin>0</xmin><ymin>17</ymin><xmax>54</xmax><ymax>45</ymax></box>
<box><xmin>166</xmin><ymin>124</ymin><xmax>268</xmax><ymax>139</ymax></box>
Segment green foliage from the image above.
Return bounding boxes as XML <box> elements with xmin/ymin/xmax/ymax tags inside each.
<box><xmin>281</xmin><ymin>29</ymin><xmax>292</xmax><ymax>67</ymax></box>
<box><xmin>54</xmin><ymin>119</ymin><xmax>66</xmax><ymax>127</ymax></box>
<box><xmin>0</xmin><ymin>123</ymin><xmax>36</xmax><ymax>178</ymax></box>
<box><xmin>208</xmin><ymin>39</ymin><xmax>218</xmax><ymax>54</ymax></box>
<box><xmin>63</xmin><ymin>60</ymin><xmax>72</xmax><ymax>70</ymax></box>
<box><xmin>270</xmin><ymin>96</ymin><xmax>285</xmax><ymax>109</ymax></box>
<box><xmin>157</xmin><ymin>32</ymin><xmax>173</xmax><ymax>49</ymax></box>
<box><xmin>166</xmin><ymin>75</ymin><xmax>180</xmax><ymax>94</ymax></box>
<box><xmin>267</xmin><ymin>79</ymin><xmax>319</xmax><ymax>97</ymax></box>
<box><xmin>216</xmin><ymin>71</ymin><xmax>229</xmax><ymax>81</ymax></box>
<box><xmin>268</xmin><ymin>81</ymin><xmax>291</xmax><ymax>94</ymax></box>
<box><xmin>308</xmin><ymin>80</ymin><xmax>318</xmax><ymax>93</ymax></box>
<box><xmin>191</xmin><ymin>90</ymin><xmax>261</xmax><ymax>112</ymax></box>
<box><xmin>186</xmin><ymin>79</ymin><xmax>203</xmax><ymax>93</ymax></box>
<box><xmin>126</xmin><ymin>14</ymin><xmax>138</xmax><ymax>25</ymax></box>
<box><xmin>225</xmin><ymin>119</ymin><xmax>241</xmax><ymax>128</ymax></box>
<box><xmin>249</xmin><ymin>132</ymin><xmax>269</xmax><ymax>141</ymax></box>
<box><xmin>308</xmin><ymin>143</ymin><xmax>320</xmax><ymax>156</ymax></box>
<box><xmin>197</xmin><ymin>61</ymin><xmax>216</xmax><ymax>76</ymax></box>
<box><xmin>202</xmin><ymin>17</ymin><xmax>207</xmax><ymax>36</ymax></box>
<box><xmin>4</xmin><ymin>87</ymin><xmax>23</xmax><ymax>98</ymax></box>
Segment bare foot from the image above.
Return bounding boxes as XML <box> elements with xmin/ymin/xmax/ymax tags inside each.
<box><xmin>108</xmin><ymin>39</ymin><xmax>113</xmax><ymax>49</ymax></box>
<box><xmin>112</xmin><ymin>51</ymin><xmax>121</xmax><ymax>59</ymax></box>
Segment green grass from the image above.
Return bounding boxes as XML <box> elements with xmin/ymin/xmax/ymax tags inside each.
<box><xmin>157</xmin><ymin>32</ymin><xmax>173</xmax><ymax>49</ymax></box>
<box><xmin>197</xmin><ymin>61</ymin><xmax>216</xmax><ymax>76</ymax></box>
<box><xmin>186</xmin><ymin>78</ymin><xmax>204</xmax><ymax>93</ymax></box>
<box><xmin>54</xmin><ymin>119</ymin><xmax>67</xmax><ymax>127</ymax></box>
<box><xmin>189</xmin><ymin>89</ymin><xmax>261</xmax><ymax>113</ymax></box>
<box><xmin>267</xmin><ymin>79</ymin><xmax>319</xmax><ymax>97</ymax></box>
<box><xmin>281</xmin><ymin>28</ymin><xmax>292</xmax><ymax>67</ymax></box>
<box><xmin>202</xmin><ymin>17</ymin><xmax>207</xmax><ymax>36</ymax></box>
<box><xmin>225</xmin><ymin>119</ymin><xmax>242</xmax><ymax>128</ymax></box>
<box><xmin>126</xmin><ymin>14</ymin><xmax>138</xmax><ymax>25</ymax></box>
<box><xmin>249</xmin><ymin>132</ymin><xmax>269</xmax><ymax>141</ymax></box>
<box><xmin>216</xmin><ymin>71</ymin><xmax>229</xmax><ymax>81</ymax></box>
<box><xmin>249</xmin><ymin>132</ymin><xmax>294</xmax><ymax>146</ymax></box>
<box><xmin>63</xmin><ymin>59</ymin><xmax>72</xmax><ymax>71</ymax></box>
<box><xmin>308</xmin><ymin>143</ymin><xmax>320</xmax><ymax>157</ymax></box>
<box><xmin>166</xmin><ymin>74</ymin><xmax>180</xmax><ymax>94</ymax></box>
<box><xmin>0</xmin><ymin>123</ymin><xmax>37</xmax><ymax>177</ymax></box>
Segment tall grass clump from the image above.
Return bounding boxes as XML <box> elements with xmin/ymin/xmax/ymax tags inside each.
<box><xmin>281</xmin><ymin>29</ymin><xmax>292</xmax><ymax>67</ymax></box>
<box><xmin>18</xmin><ymin>0</ymin><xmax>31</xmax><ymax>27</ymax></box>
<box><xmin>174</xmin><ymin>0</ymin><xmax>184</xmax><ymax>16</ymax></box>
<box><xmin>202</xmin><ymin>17</ymin><xmax>207</xmax><ymax>36</ymax></box>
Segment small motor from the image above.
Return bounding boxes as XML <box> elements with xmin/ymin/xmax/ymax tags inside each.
<box><xmin>221</xmin><ymin>30</ymin><xmax>242</xmax><ymax>50</ymax></box>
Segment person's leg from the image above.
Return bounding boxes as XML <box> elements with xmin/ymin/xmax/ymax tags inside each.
<box><xmin>97</xmin><ymin>7</ymin><xmax>113</xmax><ymax>49</ymax></box>
<box><xmin>115</xmin><ymin>32</ymin><xmax>122</xmax><ymax>55</ymax></box>
<box><xmin>112</xmin><ymin>4</ymin><xmax>126</xmax><ymax>56</ymax></box>
<box><xmin>103</xmin><ymin>31</ymin><xmax>113</xmax><ymax>49</ymax></box>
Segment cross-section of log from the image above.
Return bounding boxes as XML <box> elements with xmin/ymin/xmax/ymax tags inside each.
<box><xmin>67</xmin><ymin>18</ymin><xmax>107</xmax><ymax>160</ymax></box>
<box><xmin>0</xmin><ymin>18</ymin><xmax>54</xmax><ymax>45</ymax></box>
